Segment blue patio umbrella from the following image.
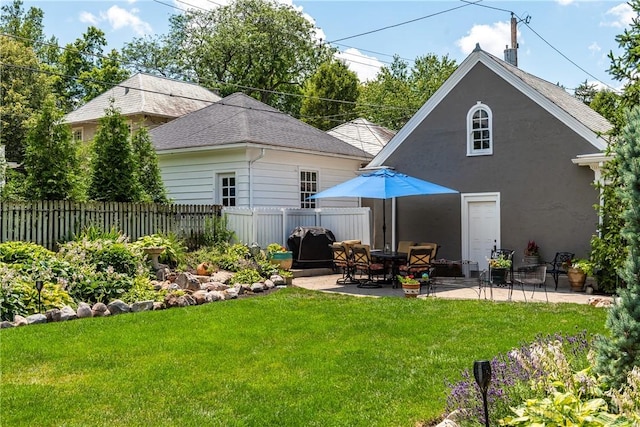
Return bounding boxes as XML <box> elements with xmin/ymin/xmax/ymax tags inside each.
<box><xmin>309</xmin><ymin>169</ymin><xmax>458</xmax><ymax>247</ymax></box>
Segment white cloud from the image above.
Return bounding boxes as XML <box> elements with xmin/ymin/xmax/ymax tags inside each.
<box><xmin>336</xmin><ymin>48</ymin><xmax>383</xmax><ymax>82</ymax></box>
<box><xmin>456</xmin><ymin>21</ymin><xmax>518</xmax><ymax>58</ymax></box>
<box><xmin>602</xmin><ymin>3</ymin><xmax>634</xmax><ymax>28</ymax></box>
<box><xmin>588</xmin><ymin>42</ymin><xmax>601</xmax><ymax>55</ymax></box>
<box><xmin>555</xmin><ymin>0</ymin><xmax>575</xmax><ymax>5</ymax></box>
<box><xmin>102</xmin><ymin>5</ymin><xmax>152</xmax><ymax>36</ymax></box>
<box><xmin>79</xmin><ymin>11</ymin><xmax>99</xmax><ymax>26</ymax></box>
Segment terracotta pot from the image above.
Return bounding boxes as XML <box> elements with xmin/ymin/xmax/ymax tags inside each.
<box><xmin>567</xmin><ymin>267</ymin><xmax>586</xmax><ymax>291</ymax></box>
<box><xmin>196</xmin><ymin>262</ymin><xmax>210</xmax><ymax>276</ymax></box>
<box><xmin>402</xmin><ymin>282</ymin><xmax>421</xmax><ymax>298</ymax></box>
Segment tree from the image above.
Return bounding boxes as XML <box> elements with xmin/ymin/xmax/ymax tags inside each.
<box><xmin>23</xmin><ymin>96</ymin><xmax>80</xmax><ymax>200</ymax></box>
<box><xmin>88</xmin><ymin>102</ymin><xmax>140</xmax><ymax>202</ymax></box>
<box><xmin>121</xmin><ymin>34</ymin><xmax>184</xmax><ymax>80</ymax></box>
<box><xmin>123</xmin><ymin>0</ymin><xmax>332</xmax><ymax>115</ymax></box>
<box><xmin>0</xmin><ymin>0</ymin><xmax>58</xmax><ymax>64</ymax></box>
<box><xmin>0</xmin><ymin>35</ymin><xmax>51</xmax><ymax>163</ymax></box>
<box><xmin>608</xmin><ymin>0</ymin><xmax>640</xmax><ymax>109</ymax></box>
<box><xmin>131</xmin><ymin>126</ymin><xmax>167</xmax><ymax>203</ymax></box>
<box><xmin>300</xmin><ymin>60</ymin><xmax>360</xmax><ymax>130</ymax></box>
<box><xmin>574</xmin><ymin>79</ymin><xmax>598</xmax><ymax>105</ymax></box>
<box><xmin>357</xmin><ymin>54</ymin><xmax>456</xmax><ymax>130</ymax></box>
<box><xmin>590</xmin><ymin>89</ymin><xmax>625</xmax><ymax>134</ymax></box>
<box><xmin>595</xmin><ymin>106</ymin><xmax>640</xmax><ymax>388</ymax></box>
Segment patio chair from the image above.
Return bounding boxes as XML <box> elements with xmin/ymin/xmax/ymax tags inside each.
<box><xmin>330</xmin><ymin>243</ymin><xmax>358</xmax><ymax>285</ymax></box>
<box><xmin>417</xmin><ymin>242</ymin><xmax>439</xmax><ymax>260</ymax></box>
<box><xmin>514</xmin><ymin>265</ymin><xmax>548</xmax><ymax>302</ymax></box>
<box><xmin>399</xmin><ymin>246</ymin><xmax>433</xmax><ymax>278</ymax></box>
<box><xmin>351</xmin><ymin>244</ymin><xmax>386</xmax><ymax>288</ymax></box>
<box><xmin>397</xmin><ymin>240</ymin><xmax>415</xmax><ymax>254</ymax></box>
<box><xmin>547</xmin><ymin>252</ymin><xmax>574</xmax><ymax>290</ymax></box>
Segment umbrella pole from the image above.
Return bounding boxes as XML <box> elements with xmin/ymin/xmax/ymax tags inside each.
<box><xmin>382</xmin><ymin>199</ymin><xmax>386</xmax><ymax>250</ymax></box>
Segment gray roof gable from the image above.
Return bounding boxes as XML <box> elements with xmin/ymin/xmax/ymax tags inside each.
<box><xmin>369</xmin><ymin>46</ymin><xmax>613</xmax><ymax>168</ymax></box>
<box><xmin>328</xmin><ymin>118</ymin><xmax>395</xmax><ymax>156</ymax></box>
<box><xmin>150</xmin><ymin>92</ymin><xmax>371</xmax><ymax>158</ymax></box>
<box><xmin>64</xmin><ymin>73</ymin><xmax>221</xmax><ymax>124</ymax></box>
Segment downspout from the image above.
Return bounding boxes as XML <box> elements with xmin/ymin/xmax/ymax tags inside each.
<box><xmin>249</xmin><ymin>148</ymin><xmax>265</xmax><ymax>208</ymax></box>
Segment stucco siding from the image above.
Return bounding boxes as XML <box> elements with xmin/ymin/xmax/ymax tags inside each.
<box><xmin>384</xmin><ymin>63</ymin><xmax>600</xmax><ymax>262</ymax></box>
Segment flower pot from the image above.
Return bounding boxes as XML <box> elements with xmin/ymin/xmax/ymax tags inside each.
<box><xmin>402</xmin><ymin>282</ymin><xmax>421</xmax><ymax>298</ymax></box>
<box><xmin>567</xmin><ymin>267</ymin><xmax>586</xmax><ymax>291</ymax></box>
<box><xmin>523</xmin><ymin>255</ymin><xmax>539</xmax><ymax>265</ymax></box>
<box><xmin>269</xmin><ymin>251</ymin><xmax>293</xmax><ymax>270</ymax></box>
<box><xmin>491</xmin><ymin>268</ymin><xmax>508</xmax><ymax>285</ymax></box>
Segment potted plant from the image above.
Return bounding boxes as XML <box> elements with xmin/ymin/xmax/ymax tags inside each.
<box><xmin>266</xmin><ymin>243</ymin><xmax>293</xmax><ymax>270</ymax></box>
<box><xmin>397</xmin><ymin>275</ymin><xmax>421</xmax><ymax>298</ymax></box>
<box><xmin>524</xmin><ymin>240</ymin><xmax>540</xmax><ymax>265</ymax></box>
<box><xmin>489</xmin><ymin>255</ymin><xmax>512</xmax><ymax>285</ymax></box>
<box><xmin>279</xmin><ymin>269</ymin><xmax>294</xmax><ymax>286</ymax></box>
<box><xmin>567</xmin><ymin>258</ymin><xmax>593</xmax><ymax>291</ymax></box>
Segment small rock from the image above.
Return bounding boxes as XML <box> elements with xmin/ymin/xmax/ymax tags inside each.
<box><xmin>225</xmin><ymin>288</ymin><xmax>239</xmax><ymax>299</ymax></box>
<box><xmin>107</xmin><ymin>300</ymin><xmax>130</xmax><ymax>315</ymax></box>
<box><xmin>152</xmin><ymin>301</ymin><xmax>165</xmax><ymax>310</ymax></box>
<box><xmin>270</xmin><ymin>275</ymin><xmax>285</xmax><ymax>285</ymax></box>
<box><xmin>175</xmin><ymin>272</ymin><xmax>201</xmax><ymax>292</ymax></box>
<box><xmin>13</xmin><ymin>315</ymin><xmax>28</xmax><ymax>326</ymax></box>
<box><xmin>0</xmin><ymin>320</ymin><xmax>14</xmax><ymax>328</ymax></box>
<box><xmin>192</xmin><ymin>290</ymin><xmax>207</xmax><ymax>305</ymax></box>
<box><xmin>77</xmin><ymin>302</ymin><xmax>93</xmax><ymax>318</ymax></box>
<box><xmin>91</xmin><ymin>302</ymin><xmax>109</xmax><ymax>317</ymax></box>
<box><xmin>45</xmin><ymin>308</ymin><xmax>61</xmax><ymax>322</ymax></box>
<box><xmin>26</xmin><ymin>313</ymin><xmax>47</xmax><ymax>324</ymax></box>
<box><xmin>205</xmin><ymin>291</ymin><xmax>224</xmax><ymax>302</ymax></box>
<box><xmin>250</xmin><ymin>282</ymin><xmax>265</xmax><ymax>293</ymax></box>
<box><xmin>131</xmin><ymin>300</ymin><xmax>154</xmax><ymax>312</ymax></box>
<box><xmin>60</xmin><ymin>306</ymin><xmax>77</xmax><ymax>321</ymax></box>
<box><xmin>264</xmin><ymin>279</ymin><xmax>275</xmax><ymax>289</ymax></box>
<box><xmin>210</xmin><ymin>271</ymin><xmax>234</xmax><ymax>284</ymax></box>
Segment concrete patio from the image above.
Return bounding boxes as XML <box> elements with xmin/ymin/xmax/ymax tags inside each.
<box><xmin>291</xmin><ymin>269</ymin><xmax>610</xmax><ymax>304</ymax></box>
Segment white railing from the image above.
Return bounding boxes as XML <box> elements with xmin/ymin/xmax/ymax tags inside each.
<box><xmin>223</xmin><ymin>207</ymin><xmax>371</xmax><ymax>248</ymax></box>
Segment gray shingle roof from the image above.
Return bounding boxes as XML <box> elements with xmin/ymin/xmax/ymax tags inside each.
<box><xmin>488</xmin><ymin>52</ymin><xmax>613</xmax><ymax>135</ymax></box>
<box><xmin>328</xmin><ymin>118</ymin><xmax>395</xmax><ymax>156</ymax></box>
<box><xmin>150</xmin><ymin>93</ymin><xmax>371</xmax><ymax>158</ymax></box>
<box><xmin>63</xmin><ymin>73</ymin><xmax>221</xmax><ymax>124</ymax></box>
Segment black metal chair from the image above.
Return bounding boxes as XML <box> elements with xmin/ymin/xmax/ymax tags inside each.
<box><xmin>352</xmin><ymin>244</ymin><xmax>385</xmax><ymax>288</ymax></box>
<box><xmin>330</xmin><ymin>243</ymin><xmax>358</xmax><ymax>285</ymax></box>
<box><xmin>489</xmin><ymin>248</ymin><xmax>515</xmax><ymax>286</ymax></box>
<box><xmin>547</xmin><ymin>252</ymin><xmax>575</xmax><ymax>290</ymax></box>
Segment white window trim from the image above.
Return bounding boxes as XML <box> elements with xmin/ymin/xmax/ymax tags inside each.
<box><xmin>299</xmin><ymin>169</ymin><xmax>318</xmax><ymax>208</ymax></box>
<box><xmin>72</xmin><ymin>127</ymin><xmax>83</xmax><ymax>143</ymax></box>
<box><xmin>217</xmin><ymin>172</ymin><xmax>236</xmax><ymax>207</ymax></box>
<box><xmin>466</xmin><ymin>102</ymin><xmax>493</xmax><ymax>156</ymax></box>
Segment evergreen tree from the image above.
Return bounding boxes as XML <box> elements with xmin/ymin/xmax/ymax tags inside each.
<box><xmin>88</xmin><ymin>102</ymin><xmax>140</xmax><ymax>202</ymax></box>
<box><xmin>131</xmin><ymin>126</ymin><xmax>167</xmax><ymax>203</ymax></box>
<box><xmin>608</xmin><ymin>0</ymin><xmax>640</xmax><ymax>109</ymax></box>
<box><xmin>595</xmin><ymin>106</ymin><xmax>640</xmax><ymax>388</ymax></box>
<box><xmin>23</xmin><ymin>96</ymin><xmax>80</xmax><ymax>200</ymax></box>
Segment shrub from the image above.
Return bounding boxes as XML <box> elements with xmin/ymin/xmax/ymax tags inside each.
<box><xmin>121</xmin><ymin>276</ymin><xmax>161</xmax><ymax>304</ymax></box>
<box><xmin>0</xmin><ymin>241</ymin><xmax>54</xmax><ymax>265</ymax></box>
<box><xmin>133</xmin><ymin>233</ymin><xmax>187</xmax><ymax>268</ymax></box>
<box><xmin>230</xmin><ymin>268</ymin><xmax>263</xmax><ymax>285</ymax></box>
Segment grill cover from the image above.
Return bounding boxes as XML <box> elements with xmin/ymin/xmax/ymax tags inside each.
<box><xmin>287</xmin><ymin>226</ymin><xmax>336</xmax><ymax>268</ymax></box>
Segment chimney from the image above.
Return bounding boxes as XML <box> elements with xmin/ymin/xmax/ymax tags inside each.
<box><xmin>503</xmin><ymin>13</ymin><xmax>518</xmax><ymax>67</ymax></box>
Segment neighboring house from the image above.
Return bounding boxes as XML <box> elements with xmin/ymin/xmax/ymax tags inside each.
<box><xmin>150</xmin><ymin>92</ymin><xmax>372</xmax><ymax>207</ymax></box>
<box><xmin>328</xmin><ymin>118</ymin><xmax>395</xmax><ymax>156</ymax></box>
<box><xmin>366</xmin><ymin>44</ymin><xmax>613</xmax><ymax>269</ymax></box>
<box><xmin>63</xmin><ymin>73</ymin><xmax>221</xmax><ymax>142</ymax></box>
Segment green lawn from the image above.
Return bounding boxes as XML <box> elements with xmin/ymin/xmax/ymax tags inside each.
<box><xmin>1</xmin><ymin>287</ymin><xmax>608</xmax><ymax>427</ymax></box>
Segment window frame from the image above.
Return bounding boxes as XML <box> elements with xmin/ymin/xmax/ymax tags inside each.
<box><xmin>466</xmin><ymin>102</ymin><xmax>493</xmax><ymax>156</ymax></box>
<box><xmin>72</xmin><ymin>127</ymin><xmax>83</xmax><ymax>143</ymax></box>
<box><xmin>299</xmin><ymin>169</ymin><xmax>318</xmax><ymax>208</ymax></box>
<box><xmin>218</xmin><ymin>172</ymin><xmax>236</xmax><ymax>207</ymax></box>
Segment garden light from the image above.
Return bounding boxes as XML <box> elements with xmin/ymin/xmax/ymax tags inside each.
<box><xmin>35</xmin><ymin>280</ymin><xmax>44</xmax><ymax>313</ymax></box>
<box><xmin>473</xmin><ymin>360</ymin><xmax>491</xmax><ymax>427</ymax></box>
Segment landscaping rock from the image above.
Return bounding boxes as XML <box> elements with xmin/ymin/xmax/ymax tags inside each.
<box><xmin>192</xmin><ymin>290</ymin><xmax>207</xmax><ymax>305</ymax></box>
<box><xmin>206</xmin><ymin>290</ymin><xmax>224</xmax><ymax>302</ymax></box>
<box><xmin>175</xmin><ymin>272</ymin><xmax>201</xmax><ymax>292</ymax></box>
<box><xmin>152</xmin><ymin>301</ymin><xmax>165</xmax><ymax>310</ymax></box>
<box><xmin>251</xmin><ymin>282</ymin><xmax>265</xmax><ymax>293</ymax></box>
<box><xmin>107</xmin><ymin>300</ymin><xmax>130</xmax><ymax>315</ymax></box>
<box><xmin>204</xmin><ymin>281</ymin><xmax>228</xmax><ymax>292</ymax></box>
<box><xmin>164</xmin><ymin>293</ymin><xmax>195</xmax><ymax>308</ymax></box>
<box><xmin>210</xmin><ymin>271</ymin><xmax>233</xmax><ymax>284</ymax></box>
<box><xmin>225</xmin><ymin>288</ymin><xmax>239</xmax><ymax>299</ymax></box>
<box><xmin>165</xmin><ymin>272</ymin><xmax>177</xmax><ymax>283</ymax></box>
<box><xmin>46</xmin><ymin>308</ymin><xmax>61</xmax><ymax>322</ymax></box>
<box><xmin>151</xmin><ymin>280</ymin><xmax>164</xmax><ymax>291</ymax></box>
<box><xmin>26</xmin><ymin>313</ymin><xmax>47</xmax><ymax>324</ymax></box>
<box><xmin>91</xmin><ymin>303</ymin><xmax>110</xmax><ymax>317</ymax></box>
<box><xmin>77</xmin><ymin>302</ymin><xmax>93</xmax><ymax>318</ymax></box>
<box><xmin>270</xmin><ymin>275</ymin><xmax>285</xmax><ymax>285</ymax></box>
<box><xmin>131</xmin><ymin>300</ymin><xmax>154</xmax><ymax>312</ymax></box>
<box><xmin>0</xmin><ymin>321</ymin><xmax>14</xmax><ymax>328</ymax></box>
<box><xmin>264</xmin><ymin>279</ymin><xmax>275</xmax><ymax>289</ymax></box>
<box><xmin>588</xmin><ymin>297</ymin><xmax>613</xmax><ymax>308</ymax></box>
<box><xmin>60</xmin><ymin>306</ymin><xmax>77</xmax><ymax>321</ymax></box>
<box><xmin>13</xmin><ymin>315</ymin><xmax>28</xmax><ymax>326</ymax></box>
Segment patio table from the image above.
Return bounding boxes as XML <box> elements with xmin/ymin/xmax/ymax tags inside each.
<box><xmin>370</xmin><ymin>250</ymin><xmax>407</xmax><ymax>288</ymax></box>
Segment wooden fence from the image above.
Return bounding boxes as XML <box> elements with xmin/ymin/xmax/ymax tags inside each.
<box><xmin>0</xmin><ymin>201</ymin><xmax>221</xmax><ymax>250</ymax></box>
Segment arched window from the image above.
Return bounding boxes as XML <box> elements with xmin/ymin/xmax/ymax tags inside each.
<box><xmin>467</xmin><ymin>102</ymin><xmax>493</xmax><ymax>156</ymax></box>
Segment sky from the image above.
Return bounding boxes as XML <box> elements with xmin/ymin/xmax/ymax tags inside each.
<box><xmin>11</xmin><ymin>0</ymin><xmax>637</xmax><ymax>93</ymax></box>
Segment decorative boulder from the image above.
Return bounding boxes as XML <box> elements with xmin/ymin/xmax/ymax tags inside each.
<box><xmin>192</xmin><ymin>290</ymin><xmax>208</xmax><ymax>305</ymax></box>
<box><xmin>45</xmin><ymin>308</ymin><xmax>61</xmax><ymax>322</ymax></box>
<box><xmin>0</xmin><ymin>321</ymin><xmax>14</xmax><ymax>329</ymax></box>
<box><xmin>164</xmin><ymin>293</ymin><xmax>195</xmax><ymax>308</ymax></box>
<box><xmin>225</xmin><ymin>288</ymin><xmax>239</xmax><ymax>299</ymax></box>
<box><xmin>26</xmin><ymin>313</ymin><xmax>47</xmax><ymax>324</ymax></box>
<box><xmin>60</xmin><ymin>306</ymin><xmax>77</xmax><ymax>321</ymax></box>
<box><xmin>153</xmin><ymin>301</ymin><xmax>165</xmax><ymax>310</ymax></box>
<box><xmin>210</xmin><ymin>271</ymin><xmax>234</xmax><ymax>284</ymax></box>
<box><xmin>91</xmin><ymin>303</ymin><xmax>110</xmax><ymax>317</ymax></box>
<box><xmin>250</xmin><ymin>282</ymin><xmax>265</xmax><ymax>293</ymax></box>
<box><xmin>175</xmin><ymin>272</ymin><xmax>201</xmax><ymax>292</ymax></box>
<box><xmin>264</xmin><ymin>279</ymin><xmax>275</xmax><ymax>289</ymax></box>
<box><xmin>107</xmin><ymin>300</ymin><xmax>130</xmax><ymax>315</ymax></box>
<box><xmin>206</xmin><ymin>291</ymin><xmax>224</xmax><ymax>302</ymax></box>
<box><xmin>131</xmin><ymin>301</ymin><xmax>154</xmax><ymax>312</ymax></box>
<box><xmin>269</xmin><ymin>275</ymin><xmax>285</xmax><ymax>286</ymax></box>
<box><xmin>13</xmin><ymin>315</ymin><xmax>28</xmax><ymax>327</ymax></box>
<box><xmin>77</xmin><ymin>302</ymin><xmax>93</xmax><ymax>318</ymax></box>
<box><xmin>204</xmin><ymin>281</ymin><xmax>228</xmax><ymax>292</ymax></box>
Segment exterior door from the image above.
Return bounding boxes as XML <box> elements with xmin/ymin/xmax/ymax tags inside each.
<box><xmin>462</xmin><ymin>193</ymin><xmax>500</xmax><ymax>270</ymax></box>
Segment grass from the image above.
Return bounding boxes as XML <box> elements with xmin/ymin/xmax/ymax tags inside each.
<box><xmin>1</xmin><ymin>287</ymin><xmax>608</xmax><ymax>426</ymax></box>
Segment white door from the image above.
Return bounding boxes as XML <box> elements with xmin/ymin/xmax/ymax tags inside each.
<box><xmin>462</xmin><ymin>193</ymin><xmax>500</xmax><ymax>270</ymax></box>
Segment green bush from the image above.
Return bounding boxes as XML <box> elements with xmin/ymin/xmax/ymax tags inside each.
<box><xmin>121</xmin><ymin>276</ymin><xmax>161</xmax><ymax>304</ymax></box>
<box><xmin>133</xmin><ymin>233</ymin><xmax>187</xmax><ymax>267</ymax></box>
<box><xmin>0</xmin><ymin>241</ymin><xmax>54</xmax><ymax>265</ymax></box>
<box><xmin>91</xmin><ymin>243</ymin><xmax>139</xmax><ymax>276</ymax></box>
<box><xmin>230</xmin><ymin>268</ymin><xmax>263</xmax><ymax>285</ymax></box>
